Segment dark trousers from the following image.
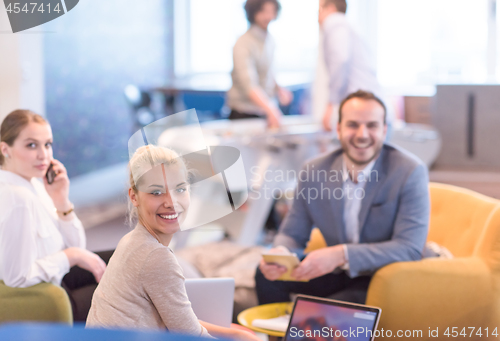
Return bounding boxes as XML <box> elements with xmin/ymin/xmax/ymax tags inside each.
<box><xmin>228</xmin><ymin>110</ymin><xmax>262</xmax><ymax>120</ymax></box>
<box><xmin>61</xmin><ymin>250</ymin><xmax>114</xmax><ymax>322</ymax></box>
<box><xmin>255</xmin><ymin>266</ymin><xmax>371</xmax><ymax>305</ymax></box>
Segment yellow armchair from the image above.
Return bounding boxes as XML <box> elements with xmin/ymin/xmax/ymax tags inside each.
<box><xmin>0</xmin><ymin>281</ymin><xmax>73</xmax><ymax>325</ymax></box>
<box><xmin>366</xmin><ymin>183</ymin><xmax>500</xmax><ymax>340</ymax></box>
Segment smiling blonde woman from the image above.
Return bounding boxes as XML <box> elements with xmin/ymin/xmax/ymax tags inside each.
<box><xmin>86</xmin><ymin>145</ymin><xmax>259</xmax><ymax>341</ymax></box>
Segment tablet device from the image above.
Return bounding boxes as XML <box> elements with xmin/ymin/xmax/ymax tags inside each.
<box><xmin>262</xmin><ymin>253</ymin><xmax>308</xmax><ymax>282</ymax></box>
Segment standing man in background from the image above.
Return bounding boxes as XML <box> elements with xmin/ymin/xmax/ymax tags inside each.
<box><xmin>319</xmin><ymin>0</ymin><xmax>384</xmax><ymax>131</ymax></box>
<box><xmin>226</xmin><ymin>0</ymin><xmax>293</xmax><ymax>129</ymax></box>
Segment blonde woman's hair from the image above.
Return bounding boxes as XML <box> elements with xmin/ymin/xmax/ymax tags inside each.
<box><xmin>0</xmin><ymin>109</ymin><xmax>48</xmax><ymax>165</ymax></box>
<box><xmin>127</xmin><ymin>145</ymin><xmax>188</xmax><ymax>226</ymax></box>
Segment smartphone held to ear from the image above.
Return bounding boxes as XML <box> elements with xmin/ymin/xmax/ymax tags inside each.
<box><xmin>46</xmin><ymin>163</ymin><xmax>56</xmax><ymax>184</ymax></box>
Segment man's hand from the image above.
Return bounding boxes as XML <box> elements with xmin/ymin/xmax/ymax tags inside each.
<box><xmin>291</xmin><ymin>245</ymin><xmax>345</xmax><ymax>281</ymax></box>
<box><xmin>258</xmin><ymin>246</ymin><xmax>289</xmax><ymax>281</ymax></box>
<box><xmin>322</xmin><ymin>103</ymin><xmax>334</xmax><ymax>131</ymax></box>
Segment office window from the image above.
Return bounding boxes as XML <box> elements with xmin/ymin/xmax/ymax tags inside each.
<box><xmin>177</xmin><ymin>0</ymin><xmax>497</xmax><ymax>91</ymax></box>
<box><xmin>377</xmin><ymin>0</ymin><xmax>491</xmax><ymax>87</ymax></box>
<box><xmin>189</xmin><ymin>0</ymin><xmax>247</xmax><ymax>74</ymax></box>
<box><xmin>175</xmin><ymin>0</ymin><xmax>319</xmax><ymax>76</ymax></box>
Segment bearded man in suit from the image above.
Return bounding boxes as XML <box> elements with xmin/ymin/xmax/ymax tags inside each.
<box><xmin>256</xmin><ymin>90</ymin><xmax>430</xmax><ymax>304</ymax></box>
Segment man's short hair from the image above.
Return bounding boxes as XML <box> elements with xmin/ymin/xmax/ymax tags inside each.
<box><xmin>338</xmin><ymin>90</ymin><xmax>387</xmax><ymax>124</ymax></box>
<box><xmin>323</xmin><ymin>0</ymin><xmax>347</xmax><ymax>14</ymax></box>
<box><xmin>244</xmin><ymin>0</ymin><xmax>281</xmax><ymax>24</ymax></box>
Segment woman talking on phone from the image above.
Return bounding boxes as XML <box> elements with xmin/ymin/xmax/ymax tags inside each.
<box><xmin>0</xmin><ymin>109</ymin><xmax>107</xmax><ymax>321</ymax></box>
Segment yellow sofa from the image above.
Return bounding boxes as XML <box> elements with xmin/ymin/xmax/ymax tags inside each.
<box><xmin>306</xmin><ymin>182</ymin><xmax>500</xmax><ymax>340</ymax></box>
<box><xmin>0</xmin><ymin>281</ymin><xmax>73</xmax><ymax>325</ymax></box>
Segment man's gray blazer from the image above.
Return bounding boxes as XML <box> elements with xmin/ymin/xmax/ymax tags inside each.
<box><xmin>274</xmin><ymin>144</ymin><xmax>430</xmax><ymax>278</ymax></box>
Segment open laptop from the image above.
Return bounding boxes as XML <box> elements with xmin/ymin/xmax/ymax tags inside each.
<box><xmin>184</xmin><ymin>278</ymin><xmax>235</xmax><ymax>328</ymax></box>
<box><xmin>284</xmin><ymin>295</ymin><xmax>381</xmax><ymax>341</ymax></box>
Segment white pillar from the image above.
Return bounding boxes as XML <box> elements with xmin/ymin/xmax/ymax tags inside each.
<box><xmin>0</xmin><ymin>7</ymin><xmax>45</xmax><ymax>122</ymax></box>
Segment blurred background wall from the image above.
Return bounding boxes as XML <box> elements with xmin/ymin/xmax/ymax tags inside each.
<box><xmin>1</xmin><ymin>0</ymin><xmax>500</xmax><ymax>179</ymax></box>
<box><xmin>43</xmin><ymin>0</ymin><xmax>173</xmax><ymax>176</ymax></box>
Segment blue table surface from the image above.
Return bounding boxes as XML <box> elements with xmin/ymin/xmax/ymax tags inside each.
<box><xmin>0</xmin><ymin>323</ymin><xmax>219</xmax><ymax>341</ymax></box>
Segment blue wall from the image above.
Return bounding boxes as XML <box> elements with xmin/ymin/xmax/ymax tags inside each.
<box><xmin>44</xmin><ymin>0</ymin><xmax>173</xmax><ymax>177</ymax></box>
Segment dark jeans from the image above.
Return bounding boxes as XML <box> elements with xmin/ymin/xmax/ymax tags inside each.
<box><xmin>228</xmin><ymin>110</ymin><xmax>262</xmax><ymax>120</ymax></box>
<box><xmin>255</xmin><ymin>266</ymin><xmax>371</xmax><ymax>305</ymax></box>
<box><xmin>61</xmin><ymin>250</ymin><xmax>114</xmax><ymax>322</ymax></box>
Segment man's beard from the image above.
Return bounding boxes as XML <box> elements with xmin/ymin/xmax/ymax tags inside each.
<box><xmin>341</xmin><ymin>138</ymin><xmax>383</xmax><ymax>166</ymax></box>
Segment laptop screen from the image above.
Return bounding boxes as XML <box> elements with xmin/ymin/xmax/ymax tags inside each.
<box><xmin>284</xmin><ymin>295</ymin><xmax>381</xmax><ymax>341</ymax></box>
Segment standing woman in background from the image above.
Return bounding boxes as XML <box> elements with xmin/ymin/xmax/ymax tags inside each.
<box><xmin>0</xmin><ymin>109</ymin><xmax>108</xmax><ymax>321</ymax></box>
<box><xmin>226</xmin><ymin>0</ymin><xmax>293</xmax><ymax>128</ymax></box>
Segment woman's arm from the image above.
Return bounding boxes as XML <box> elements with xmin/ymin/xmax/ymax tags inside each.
<box><xmin>199</xmin><ymin>320</ymin><xmax>261</xmax><ymax>341</ymax></box>
<box><xmin>247</xmin><ymin>88</ymin><xmax>282</xmax><ymax>128</ymax></box>
<box><xmin>0</xmin><ymin>205</ymin><xmax>70</xmax><ymax>287</ymax></box>
<box><xmin>39</xmin><ymin>159</ymin><xmax>86</xmax><ymax>248</ymax></box>
<box><xmin>63</xmin><ymin>247</ymin><xmax>106</xmax><ymax>283</ymax></box>
<box><xmin>233</xmin><ymin>41</ymin><xmax>283</xmax><ymax>128</ymax></box>
<box><xmin>57</xmin><ymin>217</ymin><xmax>86</xmax><ymax>249</ymax></box>
<box><xmin>142</xmin><ymin>249</ymin><xmax>211</xmax><ymax>336</ymax></box>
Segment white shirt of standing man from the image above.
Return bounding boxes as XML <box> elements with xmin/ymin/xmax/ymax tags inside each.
<box><xmin>318</xmin><ymin>0</ymin><xmax>382</xmax><ymax>132</ymax></box>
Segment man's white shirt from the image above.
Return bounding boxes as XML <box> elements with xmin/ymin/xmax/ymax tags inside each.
<box><xmin>341</xmin><ymin>157</ymin><xmax>376</xmax><ymax>269</ymax></box>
